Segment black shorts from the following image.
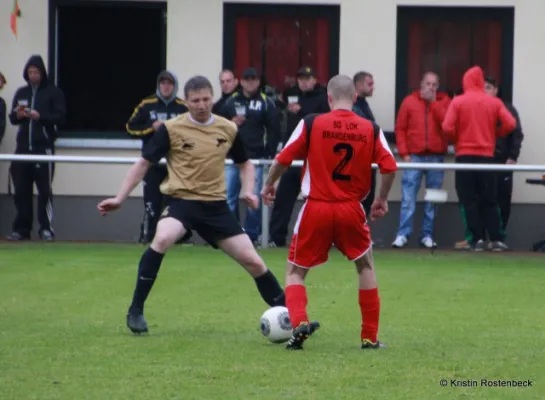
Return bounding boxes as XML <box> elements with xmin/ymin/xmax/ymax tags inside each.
<box><xmin>160</xmin><ymin>198</ymin><xmax>245</xmax><ymax>248</ymax></box>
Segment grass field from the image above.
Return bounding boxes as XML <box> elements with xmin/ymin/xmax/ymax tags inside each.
<box><xmin>0</xmin><ymin>243</ymin><xmax>544</xmax><ymax>400</ymax></box>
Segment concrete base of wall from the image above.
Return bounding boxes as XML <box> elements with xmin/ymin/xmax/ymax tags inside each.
<box><xmin>1</xmin><ymin>195</ymin><xmax>544</xmax><ymax>250</ymax></box>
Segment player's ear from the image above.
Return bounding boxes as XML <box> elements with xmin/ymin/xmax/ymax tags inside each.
<box><xmin>327</xmin><ymin>93</ymin><xmax>333</xmax><ymax>106</ymax></box>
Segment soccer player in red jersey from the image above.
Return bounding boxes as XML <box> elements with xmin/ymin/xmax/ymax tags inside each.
<box><xmin>261</xmin><ymin>75</ymin><xmax>398</xmax><ymax>350</ymax></box>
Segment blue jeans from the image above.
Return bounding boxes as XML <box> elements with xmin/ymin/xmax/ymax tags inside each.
<box><xmin>225</xmin><ymin>164</ymin><xmax>263</xmax><ymax>241</ymax></box>
<box><xmin>396</xmin><ymin>154</ymin><xmax>445</xmax><ymax>239</ymax></box>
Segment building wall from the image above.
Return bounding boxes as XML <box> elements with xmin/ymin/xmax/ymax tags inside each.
<box><xmin>1</xmin><ymin>0</ymin><xmax>544</xmax><ymax>203</ymax></box>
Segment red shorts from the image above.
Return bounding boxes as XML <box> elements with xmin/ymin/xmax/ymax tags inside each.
<box><xmin>288</xmin><ymin>200</ymin><xmax>372</xmax><ymax>268</ymax></box>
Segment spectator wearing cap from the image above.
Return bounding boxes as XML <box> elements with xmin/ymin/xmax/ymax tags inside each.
<box><xmin>220</xmin><ymin>67</ymin><xmax>281</xmax><ymax>244</ymax></box>
<box><xmin>126</xmin><ymin>70</ymin><xmax>188</xmax><ymax>244</ymax></box>
<box><xmin>0</xmin><ymin>71</ymin><xmax>6</xmax><ymax>145</ymax></box>
<box><xmin>267</xmin><ymin>66</ymin><xmax>329</xmax><ymax>247</ymax></box>
<box><xmin>212</xmin><ymin>69</ymin><xmax>239</xmax><ymax>115</ymax></box>
<box><xmin>352</xmin><ymin>71</ymin><xmax>377</xmax><ymax>219</ymax></box>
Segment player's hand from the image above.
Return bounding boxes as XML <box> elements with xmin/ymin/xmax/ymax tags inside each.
<box><xmin>97</xmin><ymin>197</ymin><xmax>122</xmax><ymax>216</ymax></box>
<box><xmin>260</xmin><ymin>184</ymin><xmax>276</xmax><ymax>206</ymax></box>
<box><xmin>241</xmin><ymin>193</ymin><xmax>259</xmax><ymax>210</ymax></box>
<box><xmin>370</xmin><ymin>198</ymin><xmax>388</xmax><ymax>221</ymax></box>
<box><xmin>402</xmin><ymin>155</ymin><xmax>411</xmax><ymax>162</ymax></box>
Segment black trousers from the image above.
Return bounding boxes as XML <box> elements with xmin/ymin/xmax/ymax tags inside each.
<box><xmin>497</xmin><ymin>170</ymin><xmax>513</xmax><ymax>231</ymax></box>
<box><xmin>140</xmin><ymin>165</ymin><xmax>168</xmax><ymax>242</ymax></box>
<box><xmin>455</xmin><ymin>155</ymin><xmax>503</xmax><ymax>243</ymax></box>
<box><xmin>362</xmin><ymin>169</ymin><xmax>377</xmax><ymax>216</ymax></box>
<box><xmin>10</xmin><ymin>148</ymin><xmax>55</xmax><ymax>237</ymax></box>
<box><xmin>269</xmin><ymin>167</ymin><xmax>301</xmax><ymax>246</ymax></box>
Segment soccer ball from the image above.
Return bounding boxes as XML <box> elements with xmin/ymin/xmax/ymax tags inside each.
<box><xmin>260</xmin><ymin>306</ymin><xmax>293</xmax><ymax>343</ymax></box>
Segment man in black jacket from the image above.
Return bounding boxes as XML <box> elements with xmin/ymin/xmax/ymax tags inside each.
<box><xmin>126</xmin><ymin>70</ymin><xmax>188</xmax><ymax>243</ymax></box>
<box><xmin>267</xmin><ymin>66</ymin><xmax>329</xmax><ymax>247</ymax></box>
<box><xmin>220</xmin><ymin>67</ymin><xmax>281</xmax><ymax>243</ymax></box>
<box><xmin>212</xmin><ymin>69</ymin><xmax>239</xmax><ymax>115</ymax></box>
<box><xmin>485</xmin><ymin>76</ymin><xmax>523</xmax><ymax>232</ymax></box>
<box><xmin>7</xmin><ymin>55</ymin><xmax>66</xmax><ymax>241</ymax></box>
<box><xmin>353</xmin><ymin>71</ymin><xmax>377</xmax><ymax>217</ymax></box>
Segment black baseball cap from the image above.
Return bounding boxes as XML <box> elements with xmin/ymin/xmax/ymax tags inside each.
<box><xmin>296</xmin><ymin>66</ymin><xmax>315</xmax><ymax>78</ymax></box>
<box><xmin>242</xmin><ymin>67</ymin><xmax>260</xmax><ymax>79</ymax></box>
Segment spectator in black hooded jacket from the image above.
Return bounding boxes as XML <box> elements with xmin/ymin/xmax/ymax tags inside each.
<box><xmin>126</xmin><ymin>70</ymin><xmax>188</xmax><ymax>243</ymax></box>
<box><xmin>267</xmin><ymin>66</ymin><xmax>329</xmax><ymax>247</ymax></box>
<box><xmin>7</xmin><ymin>55</ymin><xmax>66</xmax><ymax>241</ymax></box>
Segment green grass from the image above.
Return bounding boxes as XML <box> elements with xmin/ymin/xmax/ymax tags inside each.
<box><xmin>0</xmin><ymin>243</ymin><xmax>544</xmax><ymax>400</ymax></box>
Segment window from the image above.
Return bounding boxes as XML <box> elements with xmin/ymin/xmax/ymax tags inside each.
<box><xmin>223</xmin><ymin>4</ymin><xmax>340</xmax><ymax>93</ymax></box>
<box><xmin>48</xmin><ymin>0</ymin><xmax>167</xmax><ymax>139</ymax></box>
<box><xmin>395</xmin><ymin>6</ymin><xmax>514</xmax><ymax>111</ymax></box>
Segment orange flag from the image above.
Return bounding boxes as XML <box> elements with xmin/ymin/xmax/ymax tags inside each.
<box><xmin>11</xmin><ymin>0</ymin><xmax>21</xmax><ymax>38</ymax></box>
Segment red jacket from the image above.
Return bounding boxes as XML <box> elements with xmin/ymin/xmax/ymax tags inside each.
<box><xmin>395</xmin><ymin>91</ymin><xmax>451</xmax><ymax>157</ymax></box>
<box><xmin>442</xmin><ymin>66</ymin><xmax>517</xmax><ymax>157</ymax></box>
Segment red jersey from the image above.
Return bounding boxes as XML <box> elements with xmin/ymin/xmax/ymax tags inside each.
<box><xmin>276</xmin><ymin>109</ymin><xmax>398</xmax><ymax>202</ymax></box>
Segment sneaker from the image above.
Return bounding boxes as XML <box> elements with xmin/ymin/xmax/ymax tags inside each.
<box><xmin>470</xmin><ymin>239</ymin><xmax>486</xmax><ymax>252</ymax></box>
<box><xmin>455</xmin><ymin>239</ymin><xmax>471</xmax><ymax>250</ymax></box>
<box><xmin>392</xmin><ymin>235</ymin><xmax>408</xmax><ymax>248</ymax></box>
<box><xmin>40</xmin><ymin>230</ymin><xmax>54</xmax><ymax>241</ymax></box>
<box><xmin>490</xmin><ymin>241</ymin><xmax>509</xmax><ymax>252</ymax></box>
<box><xmin>126</xmin><ymin>310</ymin><xmax>148</xmax><ymax>334</ymax></box>
<box><xmin>6</xmin><ymin>232</ymin><xmax>29</xmax><ymax>241</ymax></box>
<box><xmin>420</xmin><ymin>237</ymin><xmax>437</xmax><ymax>249</ymax></box>
<box><xmin>286</xmin><ymin>320</ymin><xmax>321</xmax><ymax>350</ymax></box>
<box><xmin>361</xmin><ymin>339</ymin><xmax>386</xmax><ymax>349</ymax></box>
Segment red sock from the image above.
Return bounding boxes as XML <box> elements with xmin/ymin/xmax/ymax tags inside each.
<box><xmin>359</xmin><ymin>288</ymin><xmax>380</xmax><ymax>343</ymax></box>
<box><xmin>285</xmin><ymin>285</ymin><xmax>309</xmax><ymax>328</ymax></box>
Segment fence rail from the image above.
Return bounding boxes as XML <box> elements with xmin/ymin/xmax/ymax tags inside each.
<box><xmin>1</xmin><ymin>154</ymin><xmax>545</xmax><ymax>172</ymax></box>
<box><xmin>1</xmin><ymin>153</ymin><xmax>544</xmax><ymax>248</ymax></box>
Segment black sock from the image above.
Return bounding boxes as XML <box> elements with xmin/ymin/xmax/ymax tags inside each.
<box><xmin>129</xmin><ymin>247</ymin><xmax>165</xmax><ymax>313</ymax></box>
<box><xmin>254</xmin><ymin>270</ymin><xmax>285</xmax><ymax>307</ymax></box>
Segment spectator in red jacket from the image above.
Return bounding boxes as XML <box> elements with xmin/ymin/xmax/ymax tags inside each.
<box><xmin>442</xmin><ymin>66</ymin><xmax>516</xmax><ymax>252</ymax></box>
<box><xmin>392</xmin><ymin>72</ymin><xmax>451</xmax><ymax>249</ymax></box>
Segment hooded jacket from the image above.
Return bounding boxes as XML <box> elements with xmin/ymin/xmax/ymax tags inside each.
<box><xmin>281</xmin><ymin>84</ymin><xmax>329</xmax><ymax>146</ymax></box>
<box><xmin>9</xmin><ymin>55</ymin><xmax>66</xmax><ymax>152</ymax></box>
<box><xmin>126</xmin><ymin>70</ymin><xmax>188</xmax><ymax>146</ymax></box>
<box><xmin>395</xmin><ymin>90</ymin><xmax>451</xmax><ymax>157</ymax></box>
<box><xmin>442</xmin><ymin>66</ymin><xmax>517</xmax><ymax>157</ymax></box>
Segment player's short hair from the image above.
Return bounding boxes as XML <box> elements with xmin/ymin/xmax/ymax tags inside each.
<box><xmin>327</xmin><ymin>75</ymin><xmax>356</xmax><ymax>101</ymax></box>
<box><xmin>184</xmin><ymin>75</ymin><xmax>214</xmax><ymax>98</ymax></box>
<box><xmin>353</xmin><ymin>71</ymin><xmax>372</xmax><ymax>84</ymax></box>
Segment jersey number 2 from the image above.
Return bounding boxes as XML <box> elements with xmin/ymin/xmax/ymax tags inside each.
<box><xmin>332</xmin><ymin>143</ymin><xmax>354</xmax><ymax>181</ymax></box>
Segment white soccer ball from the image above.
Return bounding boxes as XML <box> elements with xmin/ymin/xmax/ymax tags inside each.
<box><xmin>260</xmin><ymin>306</ymin><xmax>293</xmax><ymax>343</ymax></box>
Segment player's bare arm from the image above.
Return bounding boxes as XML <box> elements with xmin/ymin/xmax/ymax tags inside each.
<box><xmin>97</xmin><ymin>158</ymin><xmax>151</xmax><ymax>215</ymax></box>
<box><xmin>261</xmin><ymin>159</ymin><xmax>288</xmax><ymax>206</ymax></box>
<box><xmin>370</xmin><ymin>172</ymin><xmax>396</xmax><ymax>221</ymax></box>
<box><xmin>237</xmin><ymin>159</ymin><xmax>259</xmax><ymax>210</ymax></box>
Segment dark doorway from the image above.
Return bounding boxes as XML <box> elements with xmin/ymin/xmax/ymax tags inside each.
<box><xmin>223</xmin><ymin>4</ymin><xmax>340</xmax><ymax>93</ymax></box>
<box><xmin>395</xmin><ymin>6</ymin><xmax>514</xmax><ymax>111</ymax></box>
<box><xmin>49</xmin><ymin>0</ymin><xmax>167</xmax><ymax>138</ymax></box>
